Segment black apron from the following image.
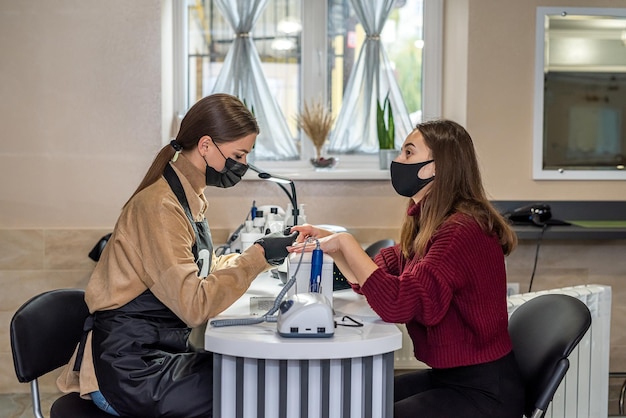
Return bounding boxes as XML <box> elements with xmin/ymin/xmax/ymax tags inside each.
<box><xmin>91</xmin><ymin>164</ymin><xmax>215</xmax><ymax>418</ymax></box>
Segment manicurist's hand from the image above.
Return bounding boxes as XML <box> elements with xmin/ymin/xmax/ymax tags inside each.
<box><xmin>254</xmin><ymin>230</ymin><xmax>299</xmax><ymax>266</ymax></box>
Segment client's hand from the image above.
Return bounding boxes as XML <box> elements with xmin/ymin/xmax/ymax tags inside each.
<box><xmin>288</xmin><ymin>232</ymin><xmax>346</xmax><ymax>255</ymax></box>
<box><xmin>254</xmin><ymin>230</ymin><xmax>299</xmax><ymax>266</ymax></box>
<box><xmin>289</xmin><ymin>224</ymin><xmax>334</xmax><ymax>243</ymax></box>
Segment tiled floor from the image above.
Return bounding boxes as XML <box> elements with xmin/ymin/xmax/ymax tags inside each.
<box><xmin>28</xmin><ymin>391</ymin><xmax>620</xmax><ymax>418</ymax></box>
<box><xmin>0</xmin><ymin>393</ymin><xmax>55</xmax><ymax>418</ymax></box>
<box><xmin>3</xmin><ymin>392</ymin><xmax>626</xmax><ymax>417</ymax></box>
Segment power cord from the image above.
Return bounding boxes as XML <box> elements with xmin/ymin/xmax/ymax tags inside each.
<box><xmin>210</xmin><ymin>238</ymin><xmax>318</xmax><ymax>328</ymax></box>
<box><xmin>214</xmin><ymin>201</ymin><xmax>260</xmax><ymax>256</ymax></box>
<box><xmin>527</xmin><ymin>224</ymin><xmax>548</xmax><ymax>293</ymax></box>
<box><xmin>336</xmin><ymin>315</ymin><xmax>363</xmax><ymax>327</ymax></box>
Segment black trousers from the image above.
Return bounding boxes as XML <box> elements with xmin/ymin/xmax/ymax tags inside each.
<box><xmin>394</xmin><ymin>352</ymin><xmax>525</xmax><ymax>418</ymax></box>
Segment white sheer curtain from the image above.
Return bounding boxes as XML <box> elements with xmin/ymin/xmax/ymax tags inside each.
<box><xmin>211</xmin><ymin>0</ymin><xmax>298</xmax><ymax>160</ymax></box>
<box><xmin>328</xmin><ymin>0</ymin><xmax>412</xmax><ymax>154</ymax></box>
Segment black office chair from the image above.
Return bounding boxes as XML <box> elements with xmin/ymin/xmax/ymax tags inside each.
<box><xmin>10</xmin><ymin>289</ymin><xmax>112</xmax><ymax>418</ymax></box>
<box><xmin>364</xmin><ymin>238</ymin><xmax>395</xmax><ymax>258</ymax></box>
<box><xmin>508</xmin><ymin>294</ymin><xmax>592</xmax><ymax>418</ymax></box>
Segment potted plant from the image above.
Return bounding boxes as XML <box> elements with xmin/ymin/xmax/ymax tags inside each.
<box><xmin>377</xmin><ymin>94</ymin><xmax>399</xmax><ymax>169</ymax></box>
<box><xmin>296</xmin><ymin>98</ymin><xmax>336</xmax><ymax>169</ymax></box>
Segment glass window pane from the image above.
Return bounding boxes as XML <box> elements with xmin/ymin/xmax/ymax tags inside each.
<box><xmin>328</xmin><ymin>0</ymin><xmax>424</xmax><ymax>148</ymax></box>
<box><xmin>187</xmin><ymin>1</ymin><xmax>232</xmax><ymax>104</ymax></box>
<box><xmin>187</xmin><ymin>0</ymin><xmax>301</xmax><ymax>161</ymax></box>
<box><xmin>185</xmin><ymin>0</ymin><xmax>424</xmax><ymax>162</ymax></box>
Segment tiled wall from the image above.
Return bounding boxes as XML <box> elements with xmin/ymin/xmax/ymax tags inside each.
<box><xmin>0</xmin><ymin>229</ymin><xmax>110</xmax><ymax>394</ymax></box>
<box><xmin>2</xmin><ymin>229</ymin><xmax>625</xmax><ymax>413</ymax></box>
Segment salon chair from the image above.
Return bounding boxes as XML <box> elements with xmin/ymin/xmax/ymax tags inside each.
<box><xmin>508</xmin><ymin>294</ymin><xmax>591</xmax><ymax>418</ymax></box>
<box><xmin>10</xmin><ymin>288</ymin><xmax>112</xmax><ymax>418</ymax></box>
<box><xmin>364</xmin><ymin>238</ymin><xmax>395</xmax><ymax>258</ymax></box>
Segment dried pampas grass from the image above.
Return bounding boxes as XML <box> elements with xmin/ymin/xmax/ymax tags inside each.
<box><xmin>295</xmin><ymin>99</ymin><xmax>335</xmax><ymax>159</ymax></box>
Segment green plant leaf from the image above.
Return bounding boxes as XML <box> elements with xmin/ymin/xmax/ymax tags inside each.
<box><xmin>377</xmin><ymin>93</ymin><xmax>395</xmax><ymax>150</ymax></box>
<box><xmin>388</xmin><ymin>100</ymin><xmax>395</xmax><ymax>149</ymax></box>
<box><xmin>377</xmin><ymin>99</ymin><xmax>386</xmax><ymax>149</ymax></box>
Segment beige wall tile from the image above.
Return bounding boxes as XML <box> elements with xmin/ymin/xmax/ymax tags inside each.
<box><xmin>0</xmin><ymin>230</ymin><xmax>44</xmax><ymax>270</ymax></box>
<box><xmin>0</xmin><ymin>270</ymin><xmax>91</xmax><ymax>316</ymax></box>
<box><xmin>0</xmin><ymin>312</ymin><xmax>12</xmax><ymax>355</ymax></box>
<box><xmin>45</xmin><ymin>229</ymin><xmax>110</xmax><ymax>270</ymax></box>
<box><xmin>506</xmin><ymin>240</ymin><xmax>626</xmax><ymax>293</ymax></box>
<box><xmin>612</xmin><ymin>346</ymin><xmax>626</xmax><ymax>371</ymax></box>
<box><xmin>608</xmin><ymin>380</ymin><xmax>625</xmax><ymax>416</ymax></box>
<box><xmin>0</xmin><ymin>353</ymin><xmax>28</xmax><ymax>394</ymax></box>
<box><xmin>0</xmin><ymin>351</ymin><xmax>62</xmax><ymax>394</ymax></box>
<box><xmin>610</xmin><ymin>305</ymin><xmax>626</xmax><ymax>347</ymax></box>
<box><xmin>349</xmin><ymin>228</ymin><xmax>400</xmax><ymax>246</ymax></box>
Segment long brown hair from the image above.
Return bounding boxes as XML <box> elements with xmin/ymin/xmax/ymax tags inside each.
<box><xmin>124</xmin><ymin>94</ymin><xmax>258</xmax><ymax>207</ymax></box>
<box><xmin>399</xmin><ymin>119</ymin><xmax>517</xmax><ymax>258</ymax></box>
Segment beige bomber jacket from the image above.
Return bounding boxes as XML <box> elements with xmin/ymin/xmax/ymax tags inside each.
<box><xmin>57</xmin><ymin>154</ymin><xmax>269</xmax><ymax>397</ymax></box>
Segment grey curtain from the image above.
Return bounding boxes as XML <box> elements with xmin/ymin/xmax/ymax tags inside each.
<box><xmin>328</xmin><ymin>0</ymin><xmax>412</xmax><ymax>154</ymax></box>
<box><xmin>211</xmin><ymin>0</ymin><xmax>298</xmax><ymax>160</ymax></box>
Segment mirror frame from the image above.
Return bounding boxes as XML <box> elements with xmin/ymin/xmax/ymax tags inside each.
<box><xmin>533</xmin><ymin>7</ymin><xmax>626</xmax><ymax>180</ymax></box>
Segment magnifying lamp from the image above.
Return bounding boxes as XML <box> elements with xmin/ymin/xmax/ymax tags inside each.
<box><xmin>247</xmin><ymin>163</ymin><xmax>298</xmax><ymax>226</ymax></box>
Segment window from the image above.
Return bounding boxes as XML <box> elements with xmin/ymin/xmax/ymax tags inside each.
<box><xmin>173</xmin><ymin>0</ymin><xmax>442</xmax><ymax>179</ymax></box>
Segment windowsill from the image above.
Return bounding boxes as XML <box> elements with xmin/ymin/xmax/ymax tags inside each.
<box><xmin>244</xmin><ymin>156</ymin><xmax>392</xmax><ymax>181</ymax></box>
<box><xmin>244</xmin><ymin>167</ymin><xmax>391</xmax><ymax>181</ymax></box>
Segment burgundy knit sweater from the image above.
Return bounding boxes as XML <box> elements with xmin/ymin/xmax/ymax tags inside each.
<box><xmin>358</xmin><ymin>205</ymin><xmax>512</xmax><ymax>369</ymax></box>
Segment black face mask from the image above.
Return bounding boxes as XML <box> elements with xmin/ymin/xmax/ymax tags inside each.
<box><xmin>390</xmin><ymin>160</ymin><xmax>434</xmax><ymax>197</ymax></box>
<box><xmin>204</xmin><ymin>142</ymin><xmax>248</xmax><ymax>188</ymax></box>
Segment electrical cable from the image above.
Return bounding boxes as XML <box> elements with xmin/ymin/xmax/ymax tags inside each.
<box><xmin>337</xmin><ymin>315</ymin><xmax>363</xmax><ymax>327</ymax></box>
<box><xmin>214</xmin><ymin>201</ymin><xmax>259</xmax><ymax>256</ymax></box>
<box><xmin>210</xmin><ymin>238</ymin><xmax>317</xmax><ymax>328</ymax></box>
<box><xmin>527</xmin><ymin>224</ymin><xmax>548</xmax><ymax>293</ymax></box>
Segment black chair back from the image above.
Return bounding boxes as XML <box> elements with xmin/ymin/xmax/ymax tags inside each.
<box><xmin>508</xmin><ymin>293</ymin><xmax>592</xmax><ymax>418</ymax></box>
<box><xmin>10</xmin><ymin>289</ymin><xmax>112</xmax><ymax>418</ymax></box>
<box><xmin>365</xmin><ymin>239</ymin><xmax>395</xmax><ymax>258</ymax></box>
<box><xmin>11</xmin><ymin>289</ymin><xmax>89</xmax><ymax>383</ymax></box>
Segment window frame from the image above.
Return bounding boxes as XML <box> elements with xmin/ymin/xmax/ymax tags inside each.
<box><xmin>172</xmin><ymin>0</ymin><xmax>443</xmax><ymax>180</ymax></box>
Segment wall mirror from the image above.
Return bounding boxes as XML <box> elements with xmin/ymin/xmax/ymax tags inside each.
<box><xmin>533</xmin><ymin>7</ymin><xmax>626</xmax><ymax>180</ymax></box>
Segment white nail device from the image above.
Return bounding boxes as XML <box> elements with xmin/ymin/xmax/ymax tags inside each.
<box><xmin>277</xmin><ymin>292</ymin><xmax>334</xmax><ymax>338</ymax></box>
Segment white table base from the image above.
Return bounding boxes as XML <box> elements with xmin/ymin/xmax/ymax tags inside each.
<box><xmin>213</xmin><ymin>351</ymin><xmax>395</xmax><ymax>418</ymax></box>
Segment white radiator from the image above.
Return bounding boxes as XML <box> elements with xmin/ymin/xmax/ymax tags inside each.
<box><xmin>508</xmin><ymin>285</ymin><xmax>611</xmax><ymax>418</ymax></box>
<box><xmin>394</xmin><ymin>284</ymin><xmax>611</xmax><ymax>418</ymax></box>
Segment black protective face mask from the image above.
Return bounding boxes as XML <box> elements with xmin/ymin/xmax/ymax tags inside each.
<box><xmin>390</xmin><ymin>160</ymin><xmax>434</xmax><ymax>197</ymax></box>
<box><xmin>204</xmin><ymin>142</ymin><xmax>248</xmax><ymax>188</ymax></box>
